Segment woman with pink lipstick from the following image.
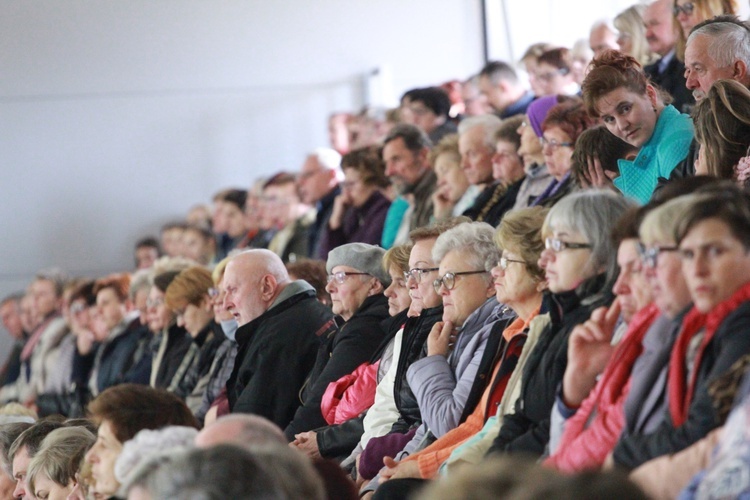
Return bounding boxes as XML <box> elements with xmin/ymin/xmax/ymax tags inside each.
<box><xmin>582</xmin><ymin>50</ymin><xmax>693</xmax><ymax>205</ymax></box>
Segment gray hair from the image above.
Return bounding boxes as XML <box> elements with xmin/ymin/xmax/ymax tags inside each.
<box><xmin>128</xmin><ymin>269</ymin><xmax>152</xmax><ymax>302</ymax></box>
<box><xmin>125</xmin><ymin>444</ymin><xmax>322</xmax><ymax>500</ymax></box>
<box><xmin>458</xmin><ymin>115</ymin><xmax>503</xmax><ymax>150</ymax></box>
<box><xmin>590</xmin><ymin>18</ymin><xmax>617</xmax><ymax>35</ymax></box>
<box><xmin>432</xmin><ymin>222</ymin><xmax>500</xmax><ymax>286</ymax></box>
<box><xmin>114</xmin><ymin>426</ymin><xmax>198</xmax><ymax>486</ymax></box>
<box><xmin>0</xmin><ymin>422</ymin><xmax>32</xmax><ymax>476</ymax></box>
<box><xmin>688</xmin><ymin>19</ymin><xmax>750</xmax><ymax>69</ymax></box>
<box><xmin>544</xmin><ymin>190</ymin><xmax>634</xmax><ymax>295</ymax></box>
<box><xmin>27</xmin><ymin>426</ymin><xmax>95</xmax><ymax>494</ymax></box>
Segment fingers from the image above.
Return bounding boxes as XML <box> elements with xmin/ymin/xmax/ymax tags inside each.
<box><xmin>383</xmin><ymin>456</ymin><xmax>399</xmax><ymax>468</ymax></box>
<box><xmin>604</xmin><ymin>298</ymin><xmax>622</xmax><ymax>334</ymax></box>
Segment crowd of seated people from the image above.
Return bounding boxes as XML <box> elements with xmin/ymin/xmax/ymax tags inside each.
<box><xmin>0</xmin><ymin>5</ymin><xmax>749</xmax><ymax>499</ymax></box>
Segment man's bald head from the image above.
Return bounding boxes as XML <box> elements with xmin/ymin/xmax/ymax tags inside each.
<box><xmin>222</xmin><ymin>250</ymin><xmax>291</xmax><ymax>325</ymax></box>
<box><xmin>195</xmin><ymin>414</ymin><xmax>286</xmax><ymax>450</ymax></box>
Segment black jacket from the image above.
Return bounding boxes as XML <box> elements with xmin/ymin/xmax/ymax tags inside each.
<box><xmin>390</xmin><ymin>305</ymin><xmax>443</xmax><ymax>434</ymax></box>
<box><xmin>95</xmin><ymin>317</ymin><xmax>147</xmax><ymax>394</ymax></box>
<box><xmin>490</xmin><ymin>277</ymin><xmax>612</xmax><ymax>456</ymax></box>
<box><xmin>153</xmin><ymin>323</ymin><xmax>192</xmax><ymax>389</ymax></box>
<box><xmin>644</xmin><ymin>55</ymin><xmax>694</xmax><ymax>114</ymax></box>
<box><xmin>463</xmin><ymin>178</ymin><xmax>523</xmax><ymax>228</ymax></box>
<box><xmin>227</xmin><ymin>283</ymin><xmax>336</xmax><ymax>429</ymax></box>
<box><xmin>284</xmin><ymin>294</ymin><xmax>390</xmax><ymax>440</ymax></box>
<box><xmin>613</xmin><ymin>300</ymin><xmax>750</xmax><ymax>469</ymax></box>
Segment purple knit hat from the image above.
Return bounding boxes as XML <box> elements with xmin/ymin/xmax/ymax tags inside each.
<box><xmin>526</xmin><ymin>95</ymin><xmax>559</xmax><ymax>138</ymax></box>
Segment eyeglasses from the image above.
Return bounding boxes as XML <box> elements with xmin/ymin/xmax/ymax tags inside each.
<box><xmin>146</xmin><ymin>298</ymin><xmax>164</xmax><ymax>308</ymax></box>
<box><xmin>673</xmin><ymin>2</ymin><xmax>694</xmax><ymax>16</ymax></box>
<box><xmin>638</xmin><ymin>244</ymin><xmax>678</xmax><ymax>269</ymax></box>
<box><xmin>433</xmin><ymin>270</ymin><xmax>489</xmax><ymax>294</ymax></box>
<box><xmin>327</xmin><ymin>272</ymin><xmax>370</xmax><ymax>284</ymax></box>
<box><xmin>545</xmin><ymin>237</ymin><xmax>592</xmax><ymax>252</ymax></box>
<box><xmin>207</xmin><ymin>287</ymin><xmax>220</xmax><ymax>298</ymax></box>
<box><xmin>540</xmin><ymin>137</ymin><xmax>573</xmax><ymax>150</ymax></box>
<box><xmin>340</xmin><ymin>180</ymin><xmax>361</xmax><ymax>190</ymax></box>
<box><xmin>404</xmin><ymin>267</ymin><xmax>439</xmax><ymax>284</ymax></box>
<box><xmin>70</xmin><ymin>303</ymin><xmax>87</xmax><ymax>314</ymax></box>
<box><xmin>499</xmin><ymin>257</ymin><xmax>526</xmax><ymax>270</ymax></box>
<box><xmin>535</xmin><ymin>68</ymin><xmax>570</xmax><ymax>82</ymax></box>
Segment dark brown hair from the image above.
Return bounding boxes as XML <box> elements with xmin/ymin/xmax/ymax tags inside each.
<box><xmin>581</xmin><ymin>50</ymin><xmax>648</xmax><ymax>118</ymax></box>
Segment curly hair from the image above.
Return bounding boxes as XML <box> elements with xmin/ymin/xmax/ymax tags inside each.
<box><xmin>581</xmin><ymin>50</ymin><xmax>649</xmax><ymax>117</ymax></box>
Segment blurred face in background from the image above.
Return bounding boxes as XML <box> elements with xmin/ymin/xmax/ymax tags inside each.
<box><xmin>146</xmin><ymin>286</ymin><xmax>172</xmax><ymax>333</ymax></box>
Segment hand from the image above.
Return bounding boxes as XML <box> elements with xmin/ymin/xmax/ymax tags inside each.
<box><xmin>431</xmin><ymin>187</ymin><xmax>454</xmax><ymax>221</ymax></box>
<box><xmin>291</xmin><ymin>431</ymin><xmax>321</xmax><ymax>460</ymax></box>
<box><xmin>328</xmin><ymin>192</ymin><xmax>351</xmax><ymax>230</ymax></box>
<box><xmin>380</xmin><ymin>456</ymin><xmax>421</xmax><ymax>482</ymax></box>
<box><xmin>355</xmin><ymin>454</ymin><xmax>367</xmax><ymax>488</ymax></box>
<box><xmin>581</xmin><ymin>156</ymin><xmax>617</xmax><ymax>190</ymax></box>
<box><xmin>76</xmin><ymin>330</ymin><xmax>96</xmax><ymax>355</ymax></box>
<box><xmin>603</xmin><ymin>452</ymin><xmax>615</xmax><ymax>470</ymax></box>
<box><xmin>427</xmin><ymin>321</ymin><xmax>455</xmax><ymax>357</ymax></box>
<box><xmin>562</xmin><ymin>299</ymin><xmax>621</xmax><ymax>407</ymax></box>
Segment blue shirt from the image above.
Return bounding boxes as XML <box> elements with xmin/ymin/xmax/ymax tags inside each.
<box><xmin>614</xmin><ymin>105</ymin><xmax>694</xmax><ymax>205</ymax></box>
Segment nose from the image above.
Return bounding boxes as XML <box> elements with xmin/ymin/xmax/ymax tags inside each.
<box><xmin>176</xmin><ymin>315</ymin><xmax>185</xmax><ymax>327</ymax></box>
<box><xmin>384</xmin><ymin>161</ymin><xmax>396</xmax><ymax>177</ymax></box>
<box><xmin>684</xmin><ymin>69</ymin><xmax>698</xmax><ymax>90</ymax></box>
<box><xmin>490</xmin><ymin>263</ymin><xmax>503</xmax><ymax>279</ymax></box>
<box><xmin>692</xmin><ymin>252</ymin><xmax>710</xmax><ymax>277</ymax></box>
<box><xmin>612</xmin><ymin>270</ymin><xmax>631</xmax><ymax>297</ymax></box>
<box><xmin>539</xmin><ymin>248</ymin><xmax>554</xmax><ymax>268</ymax></box>
<box><xmin>325</xmin><ymin>281</ymin><xmax>336</xmax><ymax>293</ymax></box>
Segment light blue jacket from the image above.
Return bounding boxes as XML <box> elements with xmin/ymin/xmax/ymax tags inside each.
<box><xmin>614</xmin><ymin>105</ymin><xmax>693</xmax><ymax>205</ymax></box>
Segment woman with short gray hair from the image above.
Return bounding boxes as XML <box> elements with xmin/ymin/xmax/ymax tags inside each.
<box><xmin>26</xmin><ymin>426</ymin><xmax>95</xmax><ymax>500</ymax></box>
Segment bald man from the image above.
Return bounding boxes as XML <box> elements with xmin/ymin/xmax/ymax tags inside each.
<box><xmin>223</xmin><ymin>250</ymin><xmax>336</xmax><ymax>428</ymax></box>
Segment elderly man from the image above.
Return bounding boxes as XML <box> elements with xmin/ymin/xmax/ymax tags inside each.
<box><xmin>286</xmin><ymin>243</ymin><xmax>390</xmax><ymax>440</ymax></box>
<box><xmin>643</xmin><ymin>0</ymin><xmax>694</xmax><ymax>112</ymax></box>
<box><xmin>223</xmin><ymin>249</ymin><xmax>336</xmax><ymax>428</ymax></box>
<box><xmin>589</xmin><ymin>19</ymin><xmax>619</xmax><ymax>57</ymax></box>
<box><xmin>297</xmin><ymin>148</ymin><xmax>343</xmax><ymax>259</ymax></box>
<box><xmin>657</xmin><ymin>15</ymin><xmax>750</xmax><ymax>187</ymax></box>
<box><xmin>459</xmin><ymin>116</ymin><xmax>521</xmax><ymax>226</ymax></box>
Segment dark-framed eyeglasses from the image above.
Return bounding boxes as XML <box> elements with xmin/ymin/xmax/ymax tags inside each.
<box><xmin>433</xmin><ymin>270</ymin><xmax>489</xmax><ymax>294</ymax></box>
<box><xmin>404</xmin><ymin>267</ymin><xmax>439</xmax><ymax>284</ymax></box>
<box><xmin>673</xmin><ymin>2</ymin><xmax>694</xmax><ymax>16</ymax></box>
<box><xmin>545</xmin><ymin>237</ymin><xmax>592</xmax><ymax>253</ymax></box>
<box><xmin>327</xmin><ymin>272</ymin><xmax>370</xmax><ymax>285</ymax></box>
<box><xmin>499</xmin><ymin>257</ymin><xmax>526</xmax><ymax>270</ymax></box>
<box><xmin>540</xmin><ymin>137</ymin><xmax>573</xmax><ymax>150</ymax></box>
<box><xmin>639</xmin><ymin>244</ymin><xmax>679</xmax><ymax>269</ymax></box>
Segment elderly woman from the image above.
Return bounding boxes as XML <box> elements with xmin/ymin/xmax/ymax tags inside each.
<box><xmin>372</xmin><ymin>208</ymin><xmax>549</xmax><ymax>497</ymax></box>
<box><xmin>693</xmin><ymin>79</ymin><xmax>750</xmax><ymax>185</ymax></box>
<box><xmin>321</xmin><ymin>146</ymin><xmax>391</xmax><ymax>256</ymax></box>
<box><xmin>26</xmin><ymin>426</ymin><xmax>95</xmax><ymax>500</ymax></box>
<box><xmin>431</xmin><ymin>134</ymin><xmax>477</xmax><ymax>221</ymax></box>
<box><xmin>361</xmin><ymin>221</ymin><xmax>507</xmax><ymax>497</ymax></box>
<box><xmin>293</xmin><ymin>244</ymin><xmax>414</xmax><ymax>461</ymax></box>
<box><xmin>532</xmin><ymin>98</ymin><xmax>595</xmax><ymax>206</ymax></box>
<box><xmin>164</xmin><ymin>266</ymin><xmax>226</xmax><ymax>414</ymax></box>
<box><xmin>84</xmin><ymin>384</ymin><xmax>198</xmax><ymax>498</ymax></box>
<box><xmin>284</xmin><ymin>243</ymin><xmax>391</xmax><ymax>440</ymax></box>
<box><xmin>582</xmin><ymin>50</ymin><xmax>694</xmax><ymax>204</ymax></box>
<box><xmin>486</xmin><ymin>190</ymin><xmax>631</xmax><ymax>457</ymax></box>
<box><xmin>612</xmin><ymin>183</ymin><xmax>750</xmax><ymax>471</ymax></box>
<box><xmin>614</xmin><ymin>4</ymin><xmax>656</xmax><ymax>66</ymax></box>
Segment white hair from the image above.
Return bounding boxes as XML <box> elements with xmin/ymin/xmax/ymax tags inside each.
<box><xmin>458</xmin><ymin>115</ymin><xmax>503</xmax><ymax>149</ymax></box>
<box><xmin>114</xmin><ymin>426</ymin><xmax>198</xmax><ymax>486</ymax></box>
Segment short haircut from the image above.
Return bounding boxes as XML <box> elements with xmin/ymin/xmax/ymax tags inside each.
<box><xmin>432</xmin><ymin>222</ymin><xmax>501</xmax><ymax>286</ymax></box>
<box><xmin>570</xmin><ymin>126</ymin><xmax>637</xmax><ymax>187</ymax></box>
<box><xmin>34</xmin><ymin>269</ymin><xmax>68</xmax><ymax>298</ymax></box>
<box><xmin>263</xmin><ymin>172</ymin><xmax>296</xmax><ymax>190</ymax></box>
<box><xmin>581</xmin><ymin>50</ymin><xmax>648</xmax><ymax>118</ymax></box>
<box><xmin>537</xmin><ymin>47</ymin><xmax>572</xmax><ymax>73</ymax></box>
<box><xmin>285</xmin><ymin>259</ymin><xmax>330</xmax><ymax>305</ymax></box>
<box><xmin>308</xmin><ymin>147</ymin><xmax>342</xmax><ymax>172</ymax></box>
<box><xmin>495</xmin><ymin>207</ymin><xmax>548</xmax><ymax>282</ymax></box>
<box><xmin>405</xmin><ymin>87</ymin><xmax>452</xmax><ymax>118</ymax></box>
<box><xmin>114</xmin><ymin>426</ymin><xmax>198</xmax><ymax>486</ymax></box>
<box><xmin>383</xmin><ymin>123</ymin><xmax>433</xmax><ymax>153</ymax></box>
<box><xmin>27</xmin><ymin>426</ymin><xmax>95</xmax><ymax>494</ymax></box>
<box><xmin>610</xmin><ymin>207</ymin><xmax>644</xmax><ymax>247</ymax></box>
<box><xmin>0</xmin><ymin>293</ymin><xmax>24</xmax><ymax>308</ymax></box>
<box><xmin>183</xmin><ymin>223</ymin><xmax>213</xmax><ymax>242</ymax></box>
<box><xmin>87</xmin><ymin>384</ymin><xmax>198</xmax><ymax>443</ymax></box>
<box><xmin>458</xmin><ymin>114</ymin><xmax>504</xmax><ymax>150</ymax></box>
<box><xmin>341</xmin><ymin>145</ymin><xmax>390</xmax><ymax>188</ymax></box>
<box><xmin>128</xmin><ymin>270</ymin><xmax>151</xmax><ymax>302</ymax></box>
<box><xmin>428</xmin><ymin>134</ymin><xmax>460</xmax><ymax>167</ymax></box>
<box><xmin>164</xmin><ymin>266</ymin><xmax>214</xmax><ymax>311</ymax></box>
<box><xmin>543</xmin><ymin>190</ymin><xmax>635</xmax><ymax>294</ymax></box>
<box><xmin>69</xmin><ymin>280</ymin><xmax>96</xmax><ymax>307</ymax></box>
<box><xmin>675</xmin><ymin>182</ymin><xmax>750</xmax><ymax>249</ymax></box>
<box><xmin>495</xmin><ymin>115</ymin><xmax>524</xmax><ymax>150</ymax></box>
<box><xmin>135</xmin><ymin>237</ymin><xmax>160</xmax><ymax>251</ymax></box>
<box><xmin>152</xmin><ymin>270</ymin><xmax>182</xmax><ymax>294</ymax></box>
<box><xmin>693</xmin><ymin>79</ymin><xmax>750</xmax><ymax>181</ymax></box>
<box><xmin>93</xmin><ymin>273</ymin><xmax>131</xmax><ymax>303</ymax></box>
<box><xmin>479</xmin><ymin>61</ymin><xmax>519</xmax><ymax>86</ymax></box>
<box><xmin>688</xmin><ymin>15</ymin><xmax>750</xmax><ymax>68</ymax></box>
<box><xmin>383</xmin><ymin>243</ymin><xmax>413</xmax><ymax>275</ymax></box>
<box><xmin>640</xmin><ymin>195</ymin><xmax>696</xmax><ymax>246</ymax></box>
<box><xmin>160</xmin><ymin>221</ymin><xmax>188</xmax><ymax>233</ymax></box>
<box><xmin>409</xmin><ymin>216</ymin><xmax>471</xmax><ymax>242</ymax></box>
<box><xmin>8</xmin><ymin>419</ymin><xmax>65</xmax><ymax>465</ymax></box>
<box><xmin>520</xmin><ymin>42</ymin><xmax>554</xmax><ymax>64</ymax></box>
<box><xmin>0</xmin><ymin>422</ymin><xmax>32</xmax><ymax>474</ymax></box>
<box><xmin>214</xmin><ymin>189</ymin><xmax>248</xmax><ymax>211</ymax></box>
<box><xmin>125</xmin><ymin>445</ymin><xmax>312</xmax><ymax>500</ymax></box>
<box><xmin>542</xmin><ymin>98</ymin><xmax>594</xmax><ymax>145</ymax></box>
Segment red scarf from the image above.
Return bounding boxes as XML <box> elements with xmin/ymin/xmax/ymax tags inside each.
<box><xmin>668</xmin><ymin>281</ymin><xmax>750</xmax><ymax>426</ymax></box>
